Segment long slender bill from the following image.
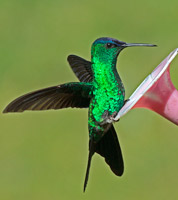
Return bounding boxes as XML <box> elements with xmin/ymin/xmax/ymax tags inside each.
<box><xmin>122</xmin><ymin>43</ymin><xmax>157</xmax><ymax>47</ymax></box>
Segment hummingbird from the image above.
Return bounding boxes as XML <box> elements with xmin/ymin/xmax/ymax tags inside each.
<box><xmin>3</xmin><ymin>37</ymin><xmax>156</xmax><ymax>191</ymax></box>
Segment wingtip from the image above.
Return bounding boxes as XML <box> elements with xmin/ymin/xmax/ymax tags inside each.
<box><xmin>2</xmin><ymin>107</ymin><xmax>8</xmax><ymax>114</ymax></box>
<box><xmin>67</xmin><ymin>54</ymin><xmax>75</xmax><ymax>62</ymax></box>
<box><xmin>2</xmin><ymin>107</ymin><xmax>22</xmax><ymax>113</ymax></box>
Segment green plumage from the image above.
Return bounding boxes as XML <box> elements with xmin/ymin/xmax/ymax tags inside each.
<box><xmin>3</xmin><ymin>37</ymin><xmax>156</xmax><ymax>192</ymax></box>
<box><xmin>89</xmin><ymin>50</ymin><xmax>125</xmax><ymax>141</ymax></box>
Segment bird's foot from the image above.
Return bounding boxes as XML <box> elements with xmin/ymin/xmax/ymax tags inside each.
<box><xmin>106</xmin><ymin>111</ymin><xmax>118</xmax><ymax>123</ymax></box>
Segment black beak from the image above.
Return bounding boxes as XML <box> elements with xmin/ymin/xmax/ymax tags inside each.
<box><xmin>122</xmin><ymin>43</ymin><xmax>157</xmax><ymax>47</ymax></box>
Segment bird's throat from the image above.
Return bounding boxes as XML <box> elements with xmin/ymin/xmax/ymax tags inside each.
<box><xmin>91</xmin><ymin>61</ymin><xmax>121</xmax><ymax>89</ymax></box>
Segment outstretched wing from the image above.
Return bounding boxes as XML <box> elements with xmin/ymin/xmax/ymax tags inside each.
<box><xmin>3</xmin><ymin>83</ymin><xmax>92</xmax><ymax>113</ymax></box>
<box><xmin>67</xmin><ymin>55</ymin><xmax>93</xmax><ymax>82</ymax></box>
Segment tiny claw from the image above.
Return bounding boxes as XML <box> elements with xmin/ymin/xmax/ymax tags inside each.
<box><xmin>124</xmin><ymin>99</ymin><xmax>130</xmax><ymax>105</ymax></box>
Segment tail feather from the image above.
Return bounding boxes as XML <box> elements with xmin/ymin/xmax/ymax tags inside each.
<box><xmin>83</xmin><ymin>142</ymin><xmax>95</xmax><ymax>192</ymax></box>
<box><xmin>84</xmin><ymin>125</ymin><xmax>124</xmax><ymax>192</ymax></box>
<box><xmin>96</xmin><ymin>125</ymin><xmax>124</xmax><ymax>176</ymax></box>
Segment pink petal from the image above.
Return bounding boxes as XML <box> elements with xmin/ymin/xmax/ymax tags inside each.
<box><xmin>115</xmin><ymin>48</ymin><xmax>178</xmax><ymax>125</ymax></box>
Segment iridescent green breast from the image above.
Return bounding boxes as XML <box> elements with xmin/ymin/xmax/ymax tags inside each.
<box><xmin>90</xmin><ymin>62</ymin><xmax>125</xmax><ymax>124</ymax></box>
<box><xmin>92</xmin><ymin>81</ymin><xmax>124</xmax><ymax>123</ymax></box>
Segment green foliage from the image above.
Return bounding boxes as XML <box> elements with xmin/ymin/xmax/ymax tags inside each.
<box><xmin>0</xmin><ymin>0</ymin><xmax>178</xmax><ymax>199</ymax></box>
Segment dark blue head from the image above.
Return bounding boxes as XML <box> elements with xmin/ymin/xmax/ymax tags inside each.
<box><xmin>93</xmin><ymin>37</ymin><xmax>126</xmax><ymax>47</ymax></box>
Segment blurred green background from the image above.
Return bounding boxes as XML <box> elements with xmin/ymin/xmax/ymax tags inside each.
<box><xmin>1</xmin><ymin>0</ymin><xmax>178</xmax><ymax>199</ymax></box>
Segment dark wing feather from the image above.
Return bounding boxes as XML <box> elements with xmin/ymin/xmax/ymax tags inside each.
<box><xmin>67</xmin><ymin>55</ymin><xmax>93</xmax><ymax>82</ymax></box>
<box><xmin>95</xmin><ymin>125</ymin><xmax>124</xmax><ymax>176</ymax></box>
<box><xmin>3</xmin><ymin>83</ymin><xmax>92</xmax><ymax>113</ymax></box>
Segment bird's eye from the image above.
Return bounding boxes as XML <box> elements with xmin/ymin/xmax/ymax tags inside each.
<box><xmin>106</xmin><ymin>43</ymin><xmax>117</xmax><ymax>48</ymax></box>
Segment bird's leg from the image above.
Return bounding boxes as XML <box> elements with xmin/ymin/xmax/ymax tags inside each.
<box><xmin>112</xmin><ymin>99</ymin><xmax>130</xmax><ymax>122</ymax></box>
<box><xmin>124</xmin><ymin>99</ymin><xmax>130</xmax><ymax>105</ymax></box>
